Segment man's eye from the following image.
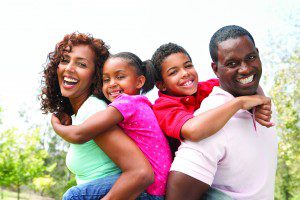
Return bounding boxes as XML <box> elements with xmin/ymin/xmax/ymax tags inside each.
<box><xmin>248</xmin><ymin>55</ymin><xmax>256</xmax><ymax>61</ymax></box>
<box><xmin>226</xmin><ymin>62</ymin><xmax>237</xmax><ymax>68</ymax></box>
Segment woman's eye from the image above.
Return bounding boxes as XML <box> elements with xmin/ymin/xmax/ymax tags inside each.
<box><xmin>77</xmin><ymin>62</ymin><xmax>86</xmax><ymax>67</ymax></box>
<box><xmin>60</xmin><ymin>59</ymin><xmax>69</xmax><ymax>64</ymax></box>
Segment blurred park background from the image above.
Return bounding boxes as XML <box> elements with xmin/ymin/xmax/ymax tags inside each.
<box><xmin>0</xmin><ymin>0</ymin><xmax>299</xmax><ymax>199</ymax></box>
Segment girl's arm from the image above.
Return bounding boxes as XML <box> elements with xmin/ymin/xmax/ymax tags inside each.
<box><xmin>181</xmin><ymin>95</ymin><xmax>271</xmax><ymax>141</ymax></box>
<box><xmin>51</xmin><ymin>106</ymin><xmax>123</xmax><ymax>144</ymax></box>
<box><xmin>94</xmin><ymin>126</ymin><xmax>154</xmax><ymax>200</ymax></box>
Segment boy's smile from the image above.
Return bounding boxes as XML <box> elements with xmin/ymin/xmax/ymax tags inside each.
<box><xmin>159</xmin><ymin>53</ymin><xmax>198</xmax><ymax>97</ymax></box>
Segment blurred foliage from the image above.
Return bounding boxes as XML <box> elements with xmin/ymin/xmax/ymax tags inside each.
<box><xmin>0</xmin><ymin>128</ymin><xmax>49</xmax><ymax>199</ymax></box>
<box><xmin>270</xmin><ymin>53</ymin><xmax>300</xmax><ymax>200</ymax></box>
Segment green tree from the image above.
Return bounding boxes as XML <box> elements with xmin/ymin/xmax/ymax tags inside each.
<box><xmin>270</xmin><ymin>53</ymin><xmax>300</xmax><ymax>200</ymax></box>
<box><xmin>0</xmin><ymin>128</ymin><xmax>49</xmax><ymax>200</ymax></box>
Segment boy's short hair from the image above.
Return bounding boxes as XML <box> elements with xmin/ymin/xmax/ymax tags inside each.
<box><xmin>151</xmin><ymin>43</ymin><xmax>192</xmax><ymax>82</ymax></box>
<box><xmin>209</xmin><ymin>25</ymin><xmax>256</xmax><ymax>63</ymax></box>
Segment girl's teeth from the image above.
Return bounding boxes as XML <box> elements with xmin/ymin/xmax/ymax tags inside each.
<box><xmin>238</xmin><ymin>75</ymin><xmax>254</xmax><ymax>84</ymax></box>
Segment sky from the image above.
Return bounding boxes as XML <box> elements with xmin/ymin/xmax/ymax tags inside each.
<box><xmin>0</xmin><ymin>0</ymin><xmax>299</xmax><ymax>129</ymax></box>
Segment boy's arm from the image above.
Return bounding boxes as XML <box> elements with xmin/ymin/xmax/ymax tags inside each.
<box><xmin>181</xmin><ymin>95</ymin><xmax>271</xmax><ymax>141</ymax></box>
<box><xmin>255</xmin><ymin>85</ymin><xmax>274</xmax><ymax>127</ymax></box>
<box><xmin>95</xmin><ymin>126</ymin><xmax>154</xmax><ymax>200</ymax></box>
<box><xmin>51</xmin><ymin>106</ymin><xmax>123</xmax><ymax>144</ymax></box>
<box><xmin>166</xmin><ymin>171</ymin><xmax>209</xmax><ymax>200</ymax></box>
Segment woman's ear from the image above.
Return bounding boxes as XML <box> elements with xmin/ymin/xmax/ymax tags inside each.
<box><xmin>155</xmin><ymin>81</ymin><xmax>167</xmax><ymax>92</ymax></box>
<box><xmin>136</xmin><ymin>75</ymin><xmax>146</xmax><ymax>89</ymax></box>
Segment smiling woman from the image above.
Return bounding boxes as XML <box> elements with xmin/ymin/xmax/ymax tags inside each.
<box><xmin>39</xmin><ymin>32</ymin><xmax>154</xmax><ymax>199</ymax></box>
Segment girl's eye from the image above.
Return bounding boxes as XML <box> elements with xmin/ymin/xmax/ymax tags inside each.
<box><xmin>103</xmin><ymin>78</ymin><xmax>109</xmax><ymax>83</ymax></box>
<box><xmin>168</xmin><ymin>70</ymin><xmax>177</xmax><ymax>76</ymax></box>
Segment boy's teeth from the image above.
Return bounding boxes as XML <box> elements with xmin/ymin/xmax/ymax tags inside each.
<box><xmin>64</xmin><ymin>77</ymin><xmax>78</xmax><ymax>83</ymax></box>
<box><xmin>183</xmin><ymin>81</ymin><xmax>192</xmax><ymax>86</ymax></box>
<box><xmin>238</xmin><ymin>75</ymin><xmax>254</xmax><ymax>84</ymax></box>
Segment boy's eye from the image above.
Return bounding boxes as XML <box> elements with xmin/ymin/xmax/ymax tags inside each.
<box><xmin>185</xmin><ymin>64</ymin><xmax>194</xmax><ymax>69</ymax></box>
<box><xmin>117</xmin><ymin>75</ymin><xmax>125</xmax><ymax>79</ymax></box>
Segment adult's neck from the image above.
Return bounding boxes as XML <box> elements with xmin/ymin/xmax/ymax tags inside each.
<box><xmin>69</xmin><ymin>94</ymin><xmax>90</xmax><ymax>115</ymax></box>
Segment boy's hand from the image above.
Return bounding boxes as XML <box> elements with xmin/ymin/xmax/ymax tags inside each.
<box><xmin>238</xmin><ymin>95</ymin><xmax>271</xmax><ymax>110</ymax></box>
<box><xmin>255</xmin><ymin>104</ymin><xmax>274</xmax><ymax>128</ymax></box>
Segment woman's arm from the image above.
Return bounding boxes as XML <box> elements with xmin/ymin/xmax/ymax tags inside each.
<box><xmin>51</xmin><ymin>106</ymin><xmax>123</xmax><ymax>144</ymax></box>
<box><xmin>94</xmin><ymin>126</ymin><xmax>154</xmax><ymax>200</ymax></box>
<box><xmin>181</xmin><ymin>95</ymin><xmax>271</xmax><ymax>141</ymax></box>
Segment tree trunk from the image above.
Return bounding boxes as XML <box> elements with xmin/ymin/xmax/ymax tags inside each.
<box><xmin>17</xmin><ymin>185</ymin><xmax>20</xmax><ymax>200</ymax></box>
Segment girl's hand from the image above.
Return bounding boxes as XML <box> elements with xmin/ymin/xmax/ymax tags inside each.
<box><xmin>237</xmin><ymin>95</ymin><xmax>271</xmax><ymax>111</ymax></box>
<box><xmin>51</xmin><ymin>114</ymin><xmax>62</xmax><ymax>132</ymax></box>
<box><xmin>255</xmin><ymin>104</ymin><xmax>274</xmax><ymax>128</ymax></box>
<box><xmin>60</xmin><ymin>113</ymin><xmax>72</xmax><ymax>126</ymax></box>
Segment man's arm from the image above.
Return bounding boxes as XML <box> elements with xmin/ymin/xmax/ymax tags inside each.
<box><xmin>94</xmin><ymin>126</ymin><xmax>154</xmax><ymax>200</ymax></box>
<box><xmin>51</xmin><ymin>106</ymin><xmax>123</xmax><ymax>144</ymax></box>
<box><xmin>166</xmin><ymin>171</ymin><xmax>209</xmax><ymax>200</ymax></box>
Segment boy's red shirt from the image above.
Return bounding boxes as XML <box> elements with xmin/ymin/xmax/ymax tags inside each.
<box><xmin>153</xmin><ymin>78</ymin><xmax>219</xmax><ymax>141</ymax></box>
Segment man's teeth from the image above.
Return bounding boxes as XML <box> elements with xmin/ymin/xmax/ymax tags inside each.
<box><xmin>183</xmin><ymin>81</ymin><xmax>193</xmax><ymax>86</ymax></box>
<box><xmin>238</xmin><ymin>75</ymin><xmax>254</xmax><ymax>84</ymax></box>
<box><xmin>64</xmin><ymin>77</ymin><xmax>78</xmax><ymax>83</ymax></box>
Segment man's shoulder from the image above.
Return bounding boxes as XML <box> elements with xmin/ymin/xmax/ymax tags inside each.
<box><xmin>196</xmin><ymin>87</ymin><xmax>229</xmax><ymax>114</ymax></box>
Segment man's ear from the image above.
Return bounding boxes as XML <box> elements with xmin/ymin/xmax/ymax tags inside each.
<box><xmin>155</xmin><ymin>81</ymin><xmax>167</xmax><ymax>92</ymax></box>
<box><xmin>136</xmin><ymin>75</ymin><xmax>146</xmax><ymax>89</ymax></box>
<box><xmin>211</xmin><ymin>62</ymin><xmax>219</xmax><ymax>77</ymax></box>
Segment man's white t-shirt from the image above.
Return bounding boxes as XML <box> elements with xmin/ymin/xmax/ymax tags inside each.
<box><xmin>171</xmin><ymin>87</ymin><xmax>278</xmax><ymax>200</ymax></box>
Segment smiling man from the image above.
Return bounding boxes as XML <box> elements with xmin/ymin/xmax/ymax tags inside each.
<box><xmin>169</xmin><ymin>25</ymin><xmax>278</xmax><ymax>200</ymax></box>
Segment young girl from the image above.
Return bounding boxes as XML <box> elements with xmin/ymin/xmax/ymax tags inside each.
<box><xmin>52</xmin><ymin>52</ymin><xmax>172</xmax><ymax>199</ymax></box>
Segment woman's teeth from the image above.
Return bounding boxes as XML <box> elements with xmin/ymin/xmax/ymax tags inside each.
<box><xmin>238</xmin><ymin>75</ymin><xmax>254</xmax><ymax>84</ymax></box>
<box><xmin>64</xmin><ymin>77</ymin><xmax>78</xmax><ymax>85</ymax></box>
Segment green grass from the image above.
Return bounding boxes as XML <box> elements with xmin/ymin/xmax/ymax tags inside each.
<box><xmin>0</xmin><ymin>189</ymin><xmax>53</xmax><ymax>200</ymax></box>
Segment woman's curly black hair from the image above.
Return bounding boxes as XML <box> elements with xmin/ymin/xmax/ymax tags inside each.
<box><xmin>40</xmin><ymin>32</ymin><xmax>110</xmax><ymax>117</ymax></box>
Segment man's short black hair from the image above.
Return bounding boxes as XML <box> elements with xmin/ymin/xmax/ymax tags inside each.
<box><xmin>209</xmin><ymin>25</ymin><xmax>255</xmax><ymax>63</ymax></box>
